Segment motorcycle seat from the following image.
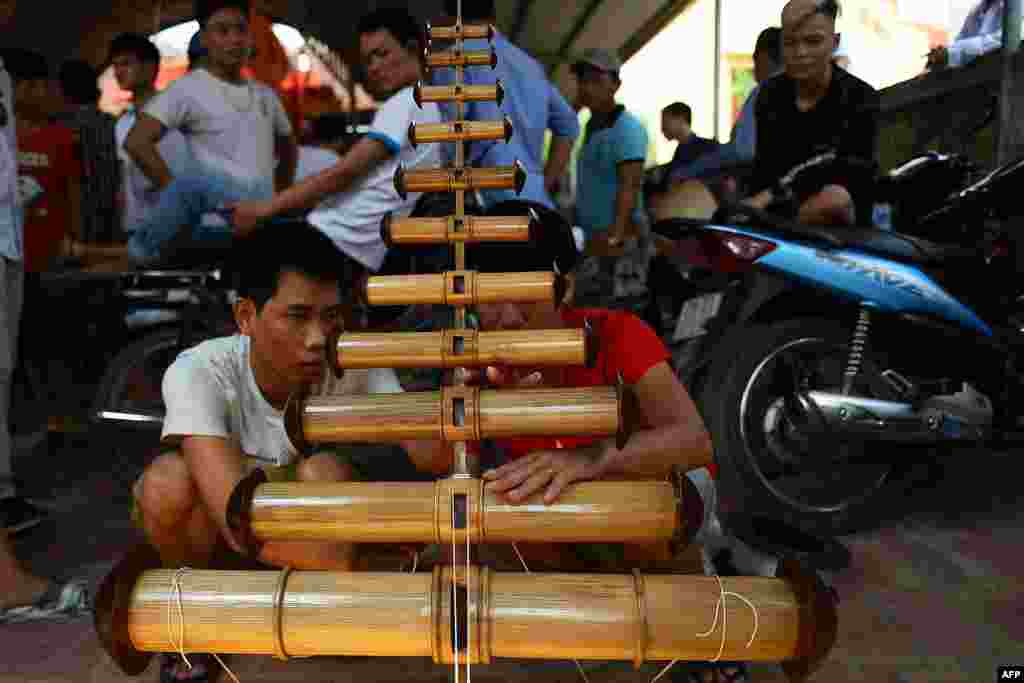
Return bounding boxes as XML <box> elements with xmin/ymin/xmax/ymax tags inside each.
<box><xmin>796</xmin><ymin>223</ymin><xmax>979</xmax><ymax>267</ymax></box>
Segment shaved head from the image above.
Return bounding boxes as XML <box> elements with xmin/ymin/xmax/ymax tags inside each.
<box><xmin>781</xmin><ymin>0</ymin><xmax>839</xmax><ymax>85</ymax></box>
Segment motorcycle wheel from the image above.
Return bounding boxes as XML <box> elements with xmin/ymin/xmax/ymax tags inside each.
<box><xmin>706</xmin><ymin>317</ymin><xmax>907</xmax><ymax>537</ymax></box>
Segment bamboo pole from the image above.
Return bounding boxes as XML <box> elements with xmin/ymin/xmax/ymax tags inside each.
<box><xmin>227</xmin><ymin>478</ymin><xmax>693</xmax><ymax>546</ymax></box>
<box><xmin>381</xmin><ymin>214</ymin><xmax>533</xmax><ymax>246</ymax></box>
<box><xmin>425</xmin><ymin>47</ymin><xmax>498</xmax><ymax>70</ymax></box>
<box><xmin>394</xmin><ymin>163</ymin><xmax>527</xmax><ymax>199</ymax></box>
<box><xmin>284</xmin><ymin>386</ymin><xmax>625</xmax><ymax>450</ymax></box>
<box><xmin>96</xmin><ymin>558</ymin><xmax>835</xmax><ymax>678</ymax></box>
<box><xmin>363</xmin><ymin>271</ymin><xmax>562</xmax><ymax>307</ymax></box>
<box><xmin>409</xmin><ymin>118</ymin><xmax>512</xmax><ymax>147</ymax></box>
<box><xmin>413</xmin><ymin>83</ymin><xmax>504</xmax><ymax>107</ymax></box>
<box><xmin>329</xmin><ymin>327</ymin><xmax>590</xmax><ymax>371</ymax></box>
<box><xmin>427</xmin><ymin>22</ymin><xmax>495</xmax><ymax>42</ymax></box>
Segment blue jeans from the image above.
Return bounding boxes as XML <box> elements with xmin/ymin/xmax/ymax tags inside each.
<box><xmin>127</xmin><ymin>173</ymin><xmax>270</xmax><ymax>266</ymax></box>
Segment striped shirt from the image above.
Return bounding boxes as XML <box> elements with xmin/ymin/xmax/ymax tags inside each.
<box><xmin>61</xmin><ymin>105</ymin><xmax>120</xmax><ymax>242</ymax></box>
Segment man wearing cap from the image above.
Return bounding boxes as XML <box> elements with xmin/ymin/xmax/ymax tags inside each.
<box><xmin>571</xmin><ymin>48</ymin><xmax>648</xmax><ymax>255</ymax></box>
<box><xmin>430</xmin><ymin>0</ymin><xmax>580</xmax><ymax>210</ymax></box>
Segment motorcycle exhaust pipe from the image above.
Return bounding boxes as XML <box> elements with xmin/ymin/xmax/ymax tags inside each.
<box><xmin>790</xmin><ymin>391</ymin><xmax>988</xmax><ymax>444</ymax></box>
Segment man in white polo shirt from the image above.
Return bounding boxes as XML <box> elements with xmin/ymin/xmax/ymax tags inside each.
<box><xmin>231</xmin><ymin>7</ymin><xmax>442</xmax><ymax>274</ymax></box>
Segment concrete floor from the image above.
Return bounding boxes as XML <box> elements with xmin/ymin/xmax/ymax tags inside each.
<box><xmin>1</xmin><ymin>425</ymin><xmax>1022</xmax><ymax>683</ymax></box>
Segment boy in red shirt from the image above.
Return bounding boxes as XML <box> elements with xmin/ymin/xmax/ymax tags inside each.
<box><xmin>11</xmin><ymin>51</ymin><xmax>80</xmax><ymax>272</ymax></box>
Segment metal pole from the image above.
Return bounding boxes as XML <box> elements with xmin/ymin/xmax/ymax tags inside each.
<box><xmin>997</xmin><ymin>0</ymin><xmax>1022</xmax><ymax>163</ymax></box>
<box><xmin>713</xmin><ymin>0</ymin><xmax>723</xmax><ymax>140</ymax></box>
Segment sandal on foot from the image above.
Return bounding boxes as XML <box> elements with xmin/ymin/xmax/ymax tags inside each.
<box><xmin>159</xmin><ymin>653</ymin><xmax>219</xmax><ymax>683</ymax></box>
<box><xmin>0</xmin><ymin>579</ymin><xmax>91</xmax><ymax>625</ymax></box>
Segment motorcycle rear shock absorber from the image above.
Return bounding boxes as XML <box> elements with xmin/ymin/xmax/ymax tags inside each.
<box><xmin>843</xmin><ymin>307</ymin><xmax>872</xmax><ymax>395</ymax></box>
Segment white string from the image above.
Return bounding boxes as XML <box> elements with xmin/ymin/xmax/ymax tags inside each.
<box><xmin>511</xmin><ymin>544</ymin><xmax>589</xmax><ymax>683</ymax></box>
<box><xmin>649</xmin><ymin>575</ymin><xmax>760</xmax><ymax>683</ymax></box>
<box><xmin>167</xmin><ymin>569</ymin><xmax>241</xmax><ymax>683</ymax></box>
<box><xmin>466</xmin><ymin>511</ymin><xmax>472</xmax><ymax>683</ymax></box>
<box><xmin>452</xmin><ymin>495</ymin><xmax>460</xmax><ymax>683</ymax></box>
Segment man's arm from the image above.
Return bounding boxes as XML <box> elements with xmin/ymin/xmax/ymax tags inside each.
<box><xmin>267</xmin><ymin>137</ymin><xmax>391</xmax><ymax>215</ymax></box>
<box><xmin>179</xmin><ymin>436</ymin><xmax>250</xmax><ymax>554</ymax></box>
<box><xmin>123</xmin><ymin>113</ymin><xmax>173</xmax><ymax>190</ymax></box>
<box><xmin>544</xmin><ymin>137</ymin><xmax>574</xmax><ymax>193</ymax></box>
<box><xmin>610</xmin><ymin>160</ymin><xmax>645</xmax><ymax>242</ymax></box>
<box><xmin>274</xmin><ymin>131</ymin><xmax>299</xmax><ymax>193</ymax></box>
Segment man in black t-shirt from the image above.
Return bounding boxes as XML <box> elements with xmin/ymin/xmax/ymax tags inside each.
<box><xmin>745</xmin><ymin>0</ymin><xmax>879</xmax><ymax>226</ymax></box>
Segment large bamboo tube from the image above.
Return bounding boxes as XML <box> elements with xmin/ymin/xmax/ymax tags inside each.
<box><xmin>413</xmin><ymin>82</ymin><xmax>504</xmax><ymax>107</ymax></box>
<box><xmin>226</xmin><ymin>477</ymin><xmax>698</xmax><ymax>548</ymax></box>
<box><xmin>329</xmin><ymin>326</ymin><xmax>592</xmax><ymax>372</ymax></box>
<box><xmin>284</xmin><ymin>385</ymin><xmax>627</xmax><ymax>452</ymax></box>
<box><xmin>425</xmin><ymin>47</ymin><xmax>497</xmax><ymax>70</ymax></box>
<box><xmin>96</xmin><ymin>555</ymin><xmax>835</xmax><ymax>679</ymax></box>
<box><xmin>427</xmin><ymin>22</ymin><xmax>494</xmax><ymax>42</ymax></box>
<box><xmin>394</xmin><ymin>162</ymin><xmax>526</xmax><ymax>199</ymax></box>
<box><xmin>364</xmin><ymin>270</ymin><xmax>563</xmax><ymax>307</ymax></box>
<box><xmin>410</xmin><ymin>118</ymin><xmax>512</xmax><ymax>147</ymax></box>
<box><xmin>381</xmin><ymin>214</ymin><xmax>533</xmax><ymax>246</ymax></box>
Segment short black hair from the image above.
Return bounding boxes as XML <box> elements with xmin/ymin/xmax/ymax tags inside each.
<box><xmin>1</xmin><ymin>48</ymin><xmax>49</xmax><ymax>84</ymax></box>
<box><xmin>815</xmin><ymin>0</ymin><xmax>841</xmax><ymax>21</ymax></box>
<box><xmin>234</xmin><ymin>222</ymin><xmax>354</xmax><ymax>311</ymax></box>
<box><xmin>195</xmin><ymin>0</ymin><xmax>250</xmax><ymax>28</ymax></box>
<box><xmin>468</xmin><ymin>201</ymin><xmax>579</xmax><ymax>276</ymax></box>
<box><xmin>58</xmin><ymin>60</ymin><xmax>100</xmax><ymax>104</ymax></box>
<box><xmin>662</xmin><ymin>102</ymin><xmax>692</xmax><ymax>124</ymax></box>
<box><xmin>444</xmin><ymin>0</ymin><xmax>496</xmax><ymax>22</ymax></box>
<box><xmin>356</xmin><ymin>7</ymin><xmax>426</xmax><ymax>56</ymax></box>
<box><xmin>755</xmin><ymin>27</ymin><xmax>782</xmax><ymax>65</ymax></box>
<box><xmin>108</xmin><ymin>33</ymin><xmax>161</xmax><ymax>67</ymax></box>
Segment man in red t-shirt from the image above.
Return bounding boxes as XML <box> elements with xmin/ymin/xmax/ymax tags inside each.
<box><xmin>466</xmin><ymin>201</ymin><xmax>715</xmax><ymax>507</ymax></box>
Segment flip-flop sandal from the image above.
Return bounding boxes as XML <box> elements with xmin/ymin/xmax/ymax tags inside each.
<box><xmin>681</xmin><ymin>661</ymin><xmax>749</xmax><ymax>683</ymax></box>
<box><xmin>0</xmin><ymin>580</ymin><xmax>90</xmax><ymax>625</ymax></box>
<box><xmin>159</xmin><ymin>653</ymin><xmax>218</xmax><ymax>683</ymax></box>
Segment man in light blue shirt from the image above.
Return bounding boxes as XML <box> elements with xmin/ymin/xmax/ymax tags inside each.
<box><xmin>433</xmin><ymin>0</ymin><xmax>580</xmax><ymax>210</ymax></box>
<box><xmin>928</xmin><ymin>0</ymin><xmax>1012</xmax><ymax>69</ymax></box>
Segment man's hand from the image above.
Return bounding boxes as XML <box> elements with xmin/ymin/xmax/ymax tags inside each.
<box><xmin>483</xmin><ymin>448</ymin><xmax>604</xmax><ymax>504</ymax></box>
<box><xmin>231</xmin><ymin>199</ymin><xmax>275</xmax><ymax>236</ymax></box>
<box><xmin>742</xmin><ymin>190</ymin><xmax>773</xmax><ymax>210</ymax></box>
<box><xmin>926</xmin><ymin>46</ymin><xmax>949</xmax><ymax>70</ymax></box>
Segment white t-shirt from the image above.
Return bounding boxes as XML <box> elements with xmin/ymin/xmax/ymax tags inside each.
<box><xmin>145</xmin><ymin>69</ymin><xmax>293</xmax><ymax>199</ymax></box>
<box><xmin>296</xmin><ymin>145</ymin><xmax>340</xmax><ymax>181</ymax></box>
<box><xmin>116</xmin><ymin>108</ymin><xmax>194</xmax><ymax>234</ymax></box>
<box><xmin>161</xmin><ymin>335</ymin><xmax>403</xmax><ymax>466</ymax></box>
<box><xmin>308</xmin><ymin>87</ymin><xmax>441</xmax><ymax>271</ymax></box>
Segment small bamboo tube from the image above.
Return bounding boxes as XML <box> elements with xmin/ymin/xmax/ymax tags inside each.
<box><xmin>425</xmin><ymin>47</ymin><xmax>497</xmax><ymax>70</ymax></box>
<box><xmin>410</xmin><ymin>118</ymin><xmax>512</xmax><ymax>147</ymax></box>
<box><xmin>332</xmin><ymin>328</ymin><xmax>587</xmax><ymax>370</ymax></box>
<box><xmin>413</xmin><ymin>82</ymin><xmax>504</xmax><ymax>107</ymax></box>
<box><xmin>428</xmin><ymin>22</ymin><xmax>494</xmax><ymax>41</ymax></box>
<box><xmin>238</xmin><ymin>480</ymin><xmax>682</xmax><ymax>545</ymax></box>
<box><xmin>108</xmin><ymin>565</ymin><xmax>835</xmax><ymax>673</ymax></box>
<box><xmin>364</xmin><ymin>271</ymin><xmax>557</xmax><ymax>307</ymax></box>
<box><xmin>395</xmin><ymin>163</ymin><xmax>526</xmax><ymax>199</ymax></box>
<box><xmin>381</xmin><ymin>214</ymin><xmax>532</xmax><ymax>246</ymax></box>
<box><xmin>285</xmin><ymin>386</ymin><xmax>621</xmax><ymax>449</ymax></box>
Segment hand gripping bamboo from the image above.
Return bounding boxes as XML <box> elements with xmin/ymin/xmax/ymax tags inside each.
<box><xmin>94</xmin><ymin>548</ymin><xmax>836</xmax><ymax>680</ymax></box>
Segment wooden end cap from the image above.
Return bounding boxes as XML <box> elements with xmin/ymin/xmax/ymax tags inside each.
<box><xmin>225</xmin><ymin>468</ymin><xmax>269</xmax><ymax>559</ymax></box>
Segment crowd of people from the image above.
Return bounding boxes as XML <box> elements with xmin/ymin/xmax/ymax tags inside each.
<box><xmin>0</xmin><ymin>0</ymin><xmax>1013</xmax><ymax>681</ymax></box>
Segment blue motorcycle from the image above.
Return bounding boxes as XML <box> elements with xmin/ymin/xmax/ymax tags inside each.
<box><xmin>688</xmin><ymin>153</ymin><xmax>1024</xmax><ymax>536</ymax></box>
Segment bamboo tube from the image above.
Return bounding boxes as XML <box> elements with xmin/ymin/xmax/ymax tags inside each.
<box><xmin>96</xmin><ymin>557</ymin><xmax>835</xmax><ymax>678</ymax></box>
<box><xmin>330</xmin><ymin>327</ymin><xmax>591</xmax><ymax>371</ymax></box>
<box><xmin>427</xmin><ymin>22</ymin><xmax>494</xmax><ymax>42</ymax></box>
<box><xmin>410</xmin><ymin>117</ymin><xmax>513</xmax><ymax>147</ymax></box>
<box><xmin>381</xmin><ymin>214</ymin><xmax>533</xmax><ymax>246</ymax></box>
<box><xmin>284</xmin><ymin>386</ymin><xmax>625</xmax><ymax>452</ymax></box>
<box><xmin>394</xmin><ymin>163</ymin><xmax>526</xmax><ymax>199</ymax></box>
<box><xmin>363</xmin><ymin>271</ymin><xmax>561</xmax><ymax>307</ymax></box>
<box><xmin>425</xmin><ymin>47</ymin><xmax>497</xmax><ymax>70</ymax></box>
<box><xmin>413</xmin><ymin>82</ymin><xmax>504</xmax><ymax>107</ymax></box>
<box><xmin>228</xmin><ymin>478</ymin><xmax>693</xmax><ymax>547</ymax></box>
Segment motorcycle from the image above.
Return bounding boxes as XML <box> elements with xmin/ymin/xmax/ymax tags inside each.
<box><xmin>678</xmin><ymin>152</ymin><xmax>1024</xmax><ymax>536</ymax></box>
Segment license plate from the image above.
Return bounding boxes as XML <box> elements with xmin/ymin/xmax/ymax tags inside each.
<box><xmin>673</xmin><ymin>292</ymin><xmax>724</xmax><ymax>342</ymax></box>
